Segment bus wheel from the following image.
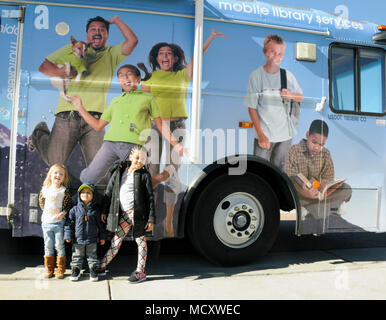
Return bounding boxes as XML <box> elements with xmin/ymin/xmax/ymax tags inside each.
<box><xmin>188</xmin><ymin>173</ymin><xmax>280</xmax><ymax>266</ymax></box>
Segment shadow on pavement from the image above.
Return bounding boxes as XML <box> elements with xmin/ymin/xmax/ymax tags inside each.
<box><xmin>1</xmin><ymin>221</ymin><xmax>386</xmax><ymax>281</ymax></box>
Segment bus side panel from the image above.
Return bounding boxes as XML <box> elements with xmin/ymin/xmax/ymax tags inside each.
<box><xmin>13</xmin><ymin>3</ymin><xmax>194</xmax><ymax>237</ymax></box>
<box><xmin>200</xmin><ymin>16</ymin><xmax>385</xmax><ymax>234</ymax></box>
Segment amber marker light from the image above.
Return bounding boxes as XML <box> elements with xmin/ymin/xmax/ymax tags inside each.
<box><xmin>239</xmin><ymin>122</ymin><xmax>253</xmax><ymax>128</ymax></box>
<box><xmin>378</xmin><ymin>25</ymin><xmax>386</xmax><ymax>31</ymax></box>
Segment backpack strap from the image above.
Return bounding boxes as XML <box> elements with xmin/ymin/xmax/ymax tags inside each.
<box><xmin>280</xmin><ymin>68</ymin><xmax>293</xmax><ymax>115</ymax></box>
<box><xmin>280</xmin><ymin>68</ymin><xmax>287</xmax><ymax>90</ymax></box>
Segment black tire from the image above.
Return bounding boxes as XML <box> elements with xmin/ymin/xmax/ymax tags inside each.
<box><xmin>187</xmin><ymin>173</ymin><xmax>280</xmax><ymax>266</ymax></box>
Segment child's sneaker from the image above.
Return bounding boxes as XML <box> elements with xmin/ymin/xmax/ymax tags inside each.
<box><xmin>128</xmin><ymin>270</ymin><xmax>146</xmax><ymax>283</ymax></box>
<box><xmin>90</xmin><ymin>266</ymin><xmax>99</xmax><ymax>282</ymax></box>
<box><xmin>98</xmin><ymin>267</ymin><xmax>108</xmax><ymax>277</ymax></box>
<box><xmin>69</xmin><ymin>267</ymin><xmax>81</xmax><ymax>281</ymax></box>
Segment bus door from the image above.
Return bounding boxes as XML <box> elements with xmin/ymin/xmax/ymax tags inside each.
<box><xmin>298</xmin><ymin>41</ymin><xmax>385</xmax><ymax>235</ymax></box>
<box><xmin>0</xmin><ymin>5</ymin><xmax>24</xmax><ymax>231</ymax></box>
<box><xmin>321</xmin><ymin>43</ymin><xmax>386</xmax><ymax>234</ymax></box>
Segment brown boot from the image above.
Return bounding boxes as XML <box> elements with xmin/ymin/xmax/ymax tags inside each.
<box><xmin>44</xmin><ymin>256</ymin><xmax>55</xmax><ymax>278</ymax></box>
<box><xmin>55</xmin><ymin>256</ymin><xmax>66</xmax><ymax>279</ymax></box>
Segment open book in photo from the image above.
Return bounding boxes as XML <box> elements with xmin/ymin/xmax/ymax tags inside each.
<box><xmin>318</xmin><ymin>178</ymin><xmax>347</xmax><ymax>200</ymax></box>
<box><xmin>293</xmin><ymin>173</ymin><xmax>312</xmax><ymax>189</ymax></box>
<box><xmin>292</xmin><ymin>173</ymin><xmax>347</xmax><ymax>201</ymax></box>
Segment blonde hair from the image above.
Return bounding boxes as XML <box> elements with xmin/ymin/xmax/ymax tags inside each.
<box><xmin>42</xmin><ymin>163</ymin><xmax>70</xmax><ymax>188</ymax></box>
<box><xmin>129</xmin><ymin>146</ymin><xmax>148</xmax><ymax>162</ymax></box>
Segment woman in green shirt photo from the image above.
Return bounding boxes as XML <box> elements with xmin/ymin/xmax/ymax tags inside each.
<box><xmin>141</xmin><ymin>29</ymin><xmax>225</xmax><ymax>237</ymax></box>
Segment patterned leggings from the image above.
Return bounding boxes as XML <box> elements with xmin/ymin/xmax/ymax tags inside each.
<box><xmin>100</xmin><ymin>210</ymin><xmax>147</xmax><ymax>272</ymax></box>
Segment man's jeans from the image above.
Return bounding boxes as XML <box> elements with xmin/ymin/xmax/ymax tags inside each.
<box><xmin>42</xmin><ymin>220</ymin><xmax>66</xmax><ymax>257</ymax></box>
<box><xmin>30</xmin><ymin>111</ymin><xmax>104</xmax><ymax>167</ymax></box>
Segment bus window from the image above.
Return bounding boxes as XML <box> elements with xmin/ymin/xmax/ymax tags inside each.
<box><xmin>359</xmin><ymin>48</ymin><xmax>385</xmax><ymax>114</ymax></box>
<box><xmin>330</xmin><ymin>44</ymin><xmax>386</xmax><ymax>115</ymax></box>
<box><xmin>330</xmin><ymin>47</ymin><xmax>355</xmax><ymax>112</ymax></box>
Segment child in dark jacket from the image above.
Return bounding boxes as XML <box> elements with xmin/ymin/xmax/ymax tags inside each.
<box><xmin>100</xmin><ymin>146</ymin><xmax>155</xmax><ymax>283</ymax></box>
<box><xmin>64</xmin><ymin>183</ymin><xmax>105</xmax><ymax>282</ymax></box>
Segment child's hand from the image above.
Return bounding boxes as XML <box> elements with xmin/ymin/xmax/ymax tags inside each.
<box><xmin>174</xmin><ymin>143</ymin><xmax>190</xmax><ymax>158</ymax></box>
<box><xmin>57</xmin><ymin>211</ymin><xmax>66</xmax><ymax>220</ymax></box>
<box><xmin>70</xmin><ymin>95</ymin><xmax>83</xmax><ymax>111</ymax></box>
<box><xmin>257</xmin><ymin>133</ymin><xmax>270</xmax><ymax>150</ymax></box>
<box><xmin>65</xmin><ymin>239</ymin><xmax>72</xmax><ymax>243</ymax></box>
<box><xmin>100</xmin><ymin>240</ymin><xmax>105</xmax><ymax>245</ymax></box>
<box><xmin>101</xmin><ymin>213</ymin><xmax>107</xmax><ymax>223</ymax></box>
<box><xmin>141</xmin><ymin>84</ymin><xmax>151</xmax><ymax>93</ymax></box>
<box><xmin>145</xmin><ymin>222</ymin><xmax>154</xmax><ymax>232</ymax></box>
<box><xmin>281</xmin><ymin>88</ymin><xmax>293</xmax><ymax>101</ymax></box>
<box><xmin>302</xmin><ymin>184</ymin><xmax>320</xmax><ymax>199</ymax></box>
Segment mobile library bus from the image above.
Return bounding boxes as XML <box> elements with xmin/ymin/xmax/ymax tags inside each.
<box><xmin>0</xmin><ymin>0</ymin><xmax>385</xmax><ymax>265</ymax></box>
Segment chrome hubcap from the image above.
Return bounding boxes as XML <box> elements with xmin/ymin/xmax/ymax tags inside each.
<box><xmin>214</xmin><ymin>192</ymin><xmax>264</xmax><ymax>248</ymax></box>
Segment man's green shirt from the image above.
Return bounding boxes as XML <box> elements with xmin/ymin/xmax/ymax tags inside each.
<box><xmin>47</xmin><ymin>42</ymin><xmax>127</xmax><ymax>114</ymax></box>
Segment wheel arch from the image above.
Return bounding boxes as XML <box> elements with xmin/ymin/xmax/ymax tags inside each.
<box><xmin>178</xmin><ymin>154</ymin><xmax>301</xmax><ymax>236</ymax></box>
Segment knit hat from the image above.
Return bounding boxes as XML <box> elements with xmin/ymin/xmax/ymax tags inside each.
<box><xmin>78</xmin><ymin>183</ymin><xmax>95</xmax><ymax>193</ymax></box>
